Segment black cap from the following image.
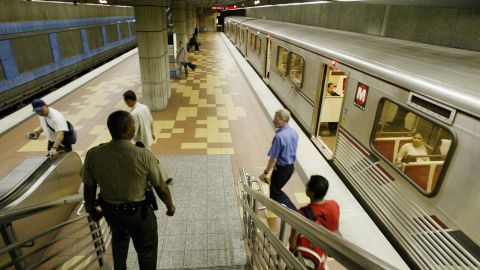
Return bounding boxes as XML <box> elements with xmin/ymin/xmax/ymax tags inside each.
<box><xmin>32</xmin><ymin>99</ymin><xmax>46</xmax><ymax>112</ymax></box>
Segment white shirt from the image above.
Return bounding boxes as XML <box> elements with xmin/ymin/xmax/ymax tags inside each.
<box><xmin>396</xmin><ymin>143</ymin><xmax>430</xmax><ymax>163</ymax></box>
<box><xmin>131</xmin><ymin>102</ymin><xmax>154</xmax><ymax>148</ymax></box>
<box><xmin>39</xmin><ymin>107</ymin><xmax>69</xmax><ymax>142</ymax></box>
<box><xmin>177</xmin><ymin>46</ymin><xmax>188</xmax><ymax>63</ymax></box>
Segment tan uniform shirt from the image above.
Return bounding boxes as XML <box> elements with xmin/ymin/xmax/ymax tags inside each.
<box><xmin>82</xmin><ymin>140</ymin><xmax>163</xmax><ymax>203</ymax></box>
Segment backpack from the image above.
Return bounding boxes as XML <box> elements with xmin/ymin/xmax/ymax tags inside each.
<box><xmin>294</xmin><ymin>206</ymin><xmax>328</xmax><ymax>270</ymax></box>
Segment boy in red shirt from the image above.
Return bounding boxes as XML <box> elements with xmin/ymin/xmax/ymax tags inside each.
<box><xmin>289</xmin><ymin>175</ymin><xmax>340</xmax><ymax>270</ymax></box>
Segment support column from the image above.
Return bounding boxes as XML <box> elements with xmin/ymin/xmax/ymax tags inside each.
<box><xmin>193</xmin><ymin>8</ymin><xmax>198</xmax><ymax>30</ymax></box>
<box><xmin>134</xmin><ymin>0</ymin><xmax>170</xmax><ymax>110</ymax></box>
<box><xmin>172</xmin><ymin>0</ymin><xmax>187</xmax><ymax>47</ymax></box>
<box><xmin>186</xmin><ymin>5</ymin><xmax>193</xmax><ymax>38</ymax></box>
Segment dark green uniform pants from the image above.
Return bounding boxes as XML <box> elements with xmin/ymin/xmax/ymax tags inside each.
<box><xmin>102</xmin><ymin>202</ymin><xmax>158</xmax><ymax>270</ymax></box>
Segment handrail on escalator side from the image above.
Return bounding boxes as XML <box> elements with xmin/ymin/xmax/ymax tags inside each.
<box><xmin>239</xmin><ymin>168</ymin><xmax>398</xmax><ymax>270</ymax></box>
<box><xmin>0</xmin><ymin>194</ymin><xmax>83</xmax><ymax>224</ymax></box>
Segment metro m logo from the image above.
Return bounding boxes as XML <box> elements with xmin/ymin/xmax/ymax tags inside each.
<box><xmin>354</xmin><ymin>83</ymin><xmax>369</xmax><ymax>111</ymax></box>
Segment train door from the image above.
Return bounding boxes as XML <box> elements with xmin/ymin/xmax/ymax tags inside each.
<box><xmin>314</xmin><ymin>64</ymin><xmax>349</xmax><ymax>157</ymax></box>
<box><xmin>264</xmin><ymin>35</ymin><xmax>272</xmax><ymax>82</ymax></box>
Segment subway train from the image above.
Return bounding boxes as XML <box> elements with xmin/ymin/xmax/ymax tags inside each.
<box><xmin>225</xmin><ymin>16</ymin><xmax>480</xmax><ymax>269</ymax></box>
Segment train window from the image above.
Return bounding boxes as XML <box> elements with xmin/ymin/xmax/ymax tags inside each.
<box><xmin>372</xmin><ymin>99</ymin><xmax>454</xmax><ymax>194</ymax></box>
<box><xmin>276</xmin><ymin>46</ymin><xmax>289</xmax><ymax>76</ymax></box>
<box><xmin>255</xmin><ymin>35</ymin><xmax>261</xmax><ymax>55</ymax></box>
<box><xmin>288</xmin><ymin>52</ymin><xmax>305</xmax><ymax>88</ymax></box>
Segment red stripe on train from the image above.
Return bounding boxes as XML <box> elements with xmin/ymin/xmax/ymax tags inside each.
<box><xmin>338</xmin><ymin>128</ymin><xmax>370</xmax><ymax>157</ymax></box>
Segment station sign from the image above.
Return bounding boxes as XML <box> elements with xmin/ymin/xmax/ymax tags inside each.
<box><xmin>354</xmin><ymin>82</ymin><xmax>369</xmax><ymax>111</ymax></box>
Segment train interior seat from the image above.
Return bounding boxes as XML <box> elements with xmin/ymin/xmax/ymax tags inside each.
<box><xmin>402</xmin><ymin>161</ymin><xmax>443</xmax><ymax>192</ymax></box>
<box><xmin>373</xmin><ymin>137</ymin><xmax>412</xmax><ymax>162</ymax></box>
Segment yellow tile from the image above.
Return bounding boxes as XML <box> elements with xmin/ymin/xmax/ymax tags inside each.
<box><xmin>89</xmin><ymin>125</ymin><xmax>107</xmax><ymax>135</ymax></box>
<box><xmin>218</xmin><ymin>120</ymin><xmax>229</xmax><ymax>129</ymax></box>
<box><xmin>207</xmin><ymin>133</ymin><xmax>231</xmax><ymax>143</ymax></box>
<box><xmin>17</xmin><ymin>139</ymin><xmax>49</xmax><ymax>152</ymax></box>
<box><xmin>172</xmin><ymin>128</ymin><xmax>184</xmax><ymax>134</ymax></box>
<box><xmin>294</xmin><ymin>193</ymin><xmax>310</xmax><ymax>204</ymax></box>
<box><xmin>157</xmin><ymin>133</ymin><xmax>171</xmax><ymax>139</ymax></box>
<box><xmin>155</xmin><ymin>120</ymin><xmax>175</xmax><ymax>129</ymax></box>
<box><xmin>195</xmin><ymin>128</ymin><xmax>208</xmax><ymax>138</ymax></box>
<box><xmin>196</xmin><ymin>120</ymin><xmax>207</xmax><ymax>125</ymax></box>
<box><xmin>207</xmin><ymin>148</ymin><xmax>234</xmax><ymax>155</ymax></box>
<box><xmin>176</xmin><ymin>108</ymin><xmax>190</xmax><ymax>121</ymax></box>
<box><xmin>216</xmin><ymin>107</ymin><xmax>227</xmax><ymax>117</ymax></box>
<box><xmin>266</xmin><ymin>209</ymin><xmax>278</xmax><ymax>218</ymax></box>
<box><xmin>181</xmin><ymin>142</ymin><xmax>207</xmax><ymax>149</ymax></box>
<box><xmin>87</xmin><ymin>133</ymin><xmax>112</xmax><ymax>150</ymax></box>
<box><xmin>79</xmin><ymin>107</ymin><xmax>101</xmax><ymax>118</ymax></box>
<box><xmin>188</xmin><ymin>107</ymin><xmax>198</xmax><ymax>117</ymax></box>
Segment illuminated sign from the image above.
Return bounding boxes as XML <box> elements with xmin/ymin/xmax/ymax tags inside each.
<box><xmin>354</xmin><ymin>83</ymin><xmax>369</xmax><ymax>111</ymax></box>
<box><xmin>98</xmin><ymin>0</ymin><xmax>108</xmax><ymax>3</ymax></box>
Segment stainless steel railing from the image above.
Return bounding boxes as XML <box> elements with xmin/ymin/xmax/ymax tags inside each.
<box><xmin>0</xmin><ymin>195</ymin><xmax>110</xmax><ymax>270</ymax></box>
<box><xmin>237</xmin><ymin>168</ymin><xmax>397</xmax><ymax>270</ymax></box>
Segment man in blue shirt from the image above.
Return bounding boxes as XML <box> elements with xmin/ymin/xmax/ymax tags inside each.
<box><xmin>259</xmin><ymin>109</ymin><xmax>299</xmax><ymax>211</ymax></box>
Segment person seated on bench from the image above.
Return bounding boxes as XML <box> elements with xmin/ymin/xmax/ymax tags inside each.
<box><xmin>396</xmin><ymin>132</ymin><xmax>430</xmax><ymax>165</ymax></box>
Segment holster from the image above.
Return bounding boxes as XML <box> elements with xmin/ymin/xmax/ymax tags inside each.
<box><xmin>145</xmin><ymin>183</ymin><xmax>158</xmax><ymax>211</ymax></box>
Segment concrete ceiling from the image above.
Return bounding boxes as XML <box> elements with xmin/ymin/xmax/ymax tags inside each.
<box><xmin>31</xmin><ymin>0</ymin><xmax>480</xmax><ymax>8</ymax></box>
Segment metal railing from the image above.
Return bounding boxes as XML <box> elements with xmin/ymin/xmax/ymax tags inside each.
<box><xmin>237</xmin><ymin>168</ymin><xmax>397</xmax><ymax>270</ymax></box>
<box><xmin>0</xmin><ymin>194</ymin><xmax>110</xmax><ymax>270</ymax></box>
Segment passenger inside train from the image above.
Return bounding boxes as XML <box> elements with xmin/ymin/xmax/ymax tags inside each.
<box><xmin>395</xmin><ymin>132</ymin><xmax>430</xmax><ymax>164</ymax></box>
<box><xmin>373</xmin><ymin>100</ymin><xmax>452</xmax><ymax>192</ymax></box>
<box><xmin>318</xmin><ymin>68</ymin><xmax>346</xmax><ymax>139</ymax></box>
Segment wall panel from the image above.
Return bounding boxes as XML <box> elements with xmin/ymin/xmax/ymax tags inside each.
<box><xmin>87</xmin><ymin>26</ymin><xmax>103</xmax><ymax>50</ymax></box>
<box><xmin>11</xmin><ymin>35</ymin><xmax>53</xmax><ymax>73</ymax></box>
<box><xmin>58</xmin><ymin>29</ymin><xmax>83</xmax><ymax>59</ymax></box>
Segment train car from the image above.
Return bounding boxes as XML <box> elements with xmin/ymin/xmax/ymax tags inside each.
<box><xmin>224</xmin><ymin>16</ymin><xmax>480</xmax><ymax>269</ymax></box>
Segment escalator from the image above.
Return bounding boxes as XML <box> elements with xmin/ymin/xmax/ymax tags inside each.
<box><xmin>0</xmin><ymin>152</ymin><xmax>108</xmax><ymax>269</ymax></box>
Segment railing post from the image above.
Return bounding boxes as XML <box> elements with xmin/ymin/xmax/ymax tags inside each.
<box><xmin>0</xmin><ymin>223</ymin><xmax>26</xmax><ymax>270</ymax></box>
<box><xmin>87</xmin><ymin>216</ymin><xmax>105</xmax><ymax>267</ymax></box>
<box><xmin>276</xmin><ymin>219</ymin><xmax>288</xmax><ymax>269</ymax></box>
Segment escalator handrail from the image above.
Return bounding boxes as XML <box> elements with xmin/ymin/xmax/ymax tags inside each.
<box><xmin>0</xmin><ymin>194</ymin><xmax>83</xmax><ymax>224</ymax></box>
<box><xmin>240</xmin><ymin>169</ymin><xmax>397</xmax><ymax>270</ymax></box>
<box><xmin>0</xmin><ymin>157</ymin><xmax>52</xmax><ymax>208</ymax></box>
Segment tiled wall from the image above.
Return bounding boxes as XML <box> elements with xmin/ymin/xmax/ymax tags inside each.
<box><xmin>0</xmin><ymin>16</ymin><xmax>137</xmax><ymax>95</ymax></box>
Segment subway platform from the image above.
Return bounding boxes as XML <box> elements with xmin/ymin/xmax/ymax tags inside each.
<box><xmin>0</xmin><ymin>32</ymin><xmax>406</xmax><ymax>269</ymax></box>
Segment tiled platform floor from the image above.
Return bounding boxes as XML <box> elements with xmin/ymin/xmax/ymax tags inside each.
<box><xmin>124</xmin><ymin>155</ymin><xmax>246</xmax><ymax>269</ymax></box>
<box><xmin>0</xmin><ymin>32</ymin><xmax>308</xmax><ymax>212</ymax></box>
<box><xmin>1</xmin><ymin>32</ymin><xmax>313</xmax><ymax>269</ymax></box>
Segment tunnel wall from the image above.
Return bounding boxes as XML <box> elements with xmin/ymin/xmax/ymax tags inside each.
<box><xmin>246</xmin><ymin>3</ymin><xmax>480</xmax><ymax>51</ymax></box>
<box><xmin>0</xmin><ymin>0</ymin><xmax>137</xmax><ymax>113</ymax></box>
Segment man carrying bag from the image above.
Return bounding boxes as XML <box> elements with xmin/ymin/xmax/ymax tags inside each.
<box><xmin>28</xmin><ymin>99</ymin><xmax>77</xmax><ymax>158</ymax></box>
